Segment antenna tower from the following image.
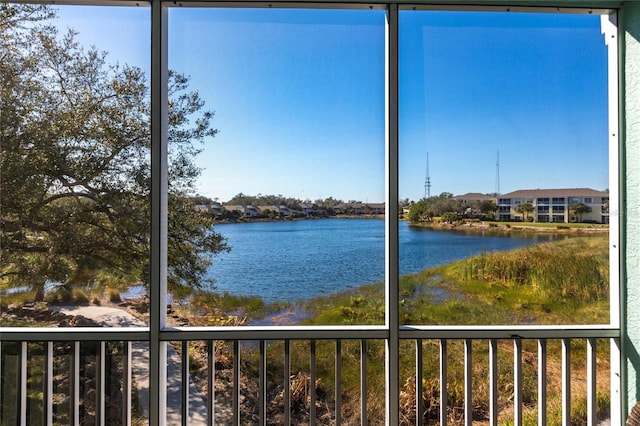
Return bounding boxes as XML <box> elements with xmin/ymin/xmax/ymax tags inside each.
<box><xmin>495</xmin><ymin>151</ymin><xmax>500</xmax><ymax>196</ymax></box>
<box><xmin>424</xmin><ymin>153</ymin><xmax>431</xmax><ymax>199</ymax></box>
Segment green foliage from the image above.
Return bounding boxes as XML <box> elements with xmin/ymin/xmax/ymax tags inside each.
<box><xmin>461</xmin><ymin>237</ymin><xmax>608</xmax><ymax>304</ymax></box>
<box><xmin>514</xmin><ymin>202</ymin><xmax>535</xmax><ymax>221</ymax></box>
<box><xmin>302</xmin><ymin>283</ymin><xmax>385</xmax><ymax>324</ymax></box>
<box><xmin>187</xmin><ymin>290</ymin><xmax>288</xmax><ymax>321</ymax></box>
<box><xmin>407</xmin><ymin>193</ymin><xmax>495</xmax><ymax>223</ymax></box>
<box><xmin>0</xmin><ymin>4</ymin><xmax>227</xmax><ymax>300</ymax></box>
<box><xmin>569</xmin><ymin>202</ymin><xmax>592</xmax><ymax>222</ymax></box>
<box><xmin>72</xmin><ymin>288</ymin><xmax>90</xmax><ymax>304</ymax></box>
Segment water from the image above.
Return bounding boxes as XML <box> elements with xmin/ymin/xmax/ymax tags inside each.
<box><xmin>206</xmin><ymin>219</ymin><xmax>559</xmax><ymax>302</ymax></box>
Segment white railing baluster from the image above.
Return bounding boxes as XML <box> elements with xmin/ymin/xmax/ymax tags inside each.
<box><xmin>538</xmin><ymin>339</ymin><xmax>547</xmax><ymax>426</ymax></box>
<box><xmin>17</xmin><ymin>342</ymin><xmax>27</xmax><ymax>426</ymax></box>
<box><xmin>207</xmin><ymin>340</ymin><xmax>215</xmax><ymax>426</ymax></box>
<box><xmin>19</xmin><ymin>341</ymin><xmax>26</xmax><ymax>426</ymax></box>
<box><xmin>310</xmin><ymin>340</ymin><xmax>317</xmax><ymax>426</ymax></box>
<box><xmin>587</xmin><ymin>338</ymin><xmax>597</xmax><ymax>426</ymax></box>
<box><xmin>284</xmin><ymin>340</ymin><xmax>290</xmax><ymax>425</ymax></box>
<box><xmin>71</xmin><ymin>342</ymin><xmax>80</xmax><ymax>426</ymax></box>
<box><xmin>562</xmin><ymin>338</ymin><xmax>571</xmax><ymax>426</ymax></box>
<box><xmin>335</xmin><ymin>339</ymin><xmax>342</xmax><ymax>426</ymax></box>
<box><xmin>514</xmin><ymin>339</ymin><xmax>523</xmax><ymax>426</ymax></box>
<box><xmin>123</xmin><ymin>341</ymin><xmax>132</xmax><ymax>426</ymax></box>
<box><xmin>233</xmin><ymin>340</ymin><xmax>240</xmax><ymax>425</ymax></box>
<box><xmin>440</xmin><ymin>339</ymin><xmax>447</xmax><ymax>426</ymax></box>
<box><xmin>182</xmin><ymin>340</ymin><xmax>189</xmax><ymax>426</ymax></box>
<box><xmin>45</xmin><ymin>341</ymin><xmax>53</xmax><ymax>426</ymax></box>
<box><xmin>489</xmin><ymin>339</ymin><xmax>498</xmax><ymax>426</ymax></box>
<box><xmin>464</xmin><ymin>339</ymin><xmax>472</xmax><ymax>426</ymax></box>
<box><xmin>259</xmin><ymin>340</ymin><xmax>266</xmax><ymax>426</ymax></box>
<box><xmin>99</xmin><ymin>341</ymin><xmax>106</xmax><ymax>426</ymax></box>
<box><xmin>416</xmin><ymin>339</ymin><xmax>423</xmax><ymax>426</ymax></box>
<box><xmin>361</xmin><ymin>339</ymin><xmax>368</xmax><ymax>426</ymax></box>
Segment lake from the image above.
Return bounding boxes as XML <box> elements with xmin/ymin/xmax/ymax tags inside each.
<box><xmin>206</xmin><ymin>219</ymin><xmax>561</xmax><ymax>302</ymax></box>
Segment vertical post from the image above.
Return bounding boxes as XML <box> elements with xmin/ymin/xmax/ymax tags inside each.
<box><xmin>71</xmin><ymin>342</ymin><xmax>80</xmax><ymax>426</ymax></box>
<box><xmin>601</xmin><ymin>9</ymin><xmax>622</xmax><ymax>422</ymax></box>
<box><xmin>514</xmin><ymin>339</ymin><xmax>522</xmax><ymax>426</ymax></box>
<box><xmin>310</xmin><ymin>340</ymin><xmax>317</xmax><ymax>426</ymax></box>
<box><xmin>385</xmin><ymin>4</ymin><xmax>400</xmax><ymax>425</ymax></box>
<box><xmin>562</xmin><ymin>339</ymin><xmax>571</xmax><ymax>426</ymax></box>
<box><xmin>464</xmin><ymin>339</ymin><xmax>472</xmax><ymax>426</ymax></box>
<box><xmin>98</xmin><ymin>342</ymin><xmax>106</xmax><ymax>426</ymax></box>
<box><xmin>416</xmin><ymin>339</ymin><xmax>423</xmax><ymax>426</ymax></box>
<box><xmin>182</xmin><ymin>341</ymin><xmax>189</xmax><ymax>426</ymax></box>
<box><xmin>489</xmin><ymin>339</ymin><xmax>498</xmax><ymax>426</ymax></box>
<box><xmin>538</xmin><ymin>339</ymin><xmax>547</xmax><ymax>426</ymax></box>
<box><xmin>335</xmin><ymin>340</ymin><xmax>342</xmax><ymax>426</ymax></box>
<box><xmin>45</xmin><ymin>342</ymin><xmax>53</xmax><ymax>426</ymax></box>
<box><xmin>150</xmin><ymin>0</ymin><xmax>169</xmax><ymax>424</ymax></box>
<box><xmin>123</xmin><ymin>341</ymin><xmax>132</xmax><ymax>426</ymax></box>
<box><xmin>207</xmin><ymin>340</ymin><xmax>215</xmax><ymax>426</ymax></box>
<box><xmin>233</xmin><ymin>341</ymin><xmax>240</xmax><ymax>425</ymax></box>
<box><xmin>587</xmin><ymin>339</ymin><xmax>597</xmax><ymax>426</ymax></box>
<box><xmin>283</xmin><ymin>341</ymin><xmax>290</xmax><ymax>426</ymax></box>
<box><xmin>19</xmin><ymin>341</ymin><xmax>26</xmax><ymax>426</ymax></box>
<box><xmin>361</xmin><ymin>339</ymin><xmax>368</xmax><ymax>426</ymax></box>
<box><xmin>259</xmin><ymin>340</ymin><xmax>266</xmax><ymax>426</ymax></box>
<box><xmin>440</xmin><ymin>339</ymin><xmax>447</xmax><ymax>426</ymax></box>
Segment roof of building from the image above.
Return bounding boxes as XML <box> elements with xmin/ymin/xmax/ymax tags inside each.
<box><xmin>499</xmin><ymin>188</ymin><xmax>608</xmax><ymax>198</ymax></box>
<box><xmin>453</xmin><ymin>193</ymin><xmax>495</xmax><ymax>201</ymax></box>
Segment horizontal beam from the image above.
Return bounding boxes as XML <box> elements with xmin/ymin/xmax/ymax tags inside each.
<box><xmin>400</xmin><ymin>325</ymin><xmax>620</xmax><ymax>339</ymax></box>
<box><xmin>1</xmin><ymin>324</ymin><xmax>619</xmax><ymax>342</ymax></box>
<box><xmin>0</xmin><ymin>327</ymin><xmax>149</xmax><ymax>341</ymax></box>
<box><xmin>23</xmin><ymin>0</ymin><xmax>619</xmax><ymax>12</ymax></box>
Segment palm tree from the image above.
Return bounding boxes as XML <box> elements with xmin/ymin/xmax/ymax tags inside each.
<box><xmin>514</xmin><ymin>203</ymin><xmax>535</xmax><ymax>222</ymax></box>
<box><xmin>569</xmin><ymin>203</ymin><xmax>592</xmax><ymax>222</ymax></box>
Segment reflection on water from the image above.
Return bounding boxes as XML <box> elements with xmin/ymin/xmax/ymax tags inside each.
<box><xmin>207</xmin><ymin>219</ymin><xmax>562</xmax><ymax>303</ymax></box>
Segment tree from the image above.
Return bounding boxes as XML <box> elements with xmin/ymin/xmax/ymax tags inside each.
<box><xmin>479</xmin><ymin>200</ymin><xmax>498</xmax><ymax>218</ymax></box>
<box><xmin>1</xmin><ymin>4</ymin><xmax>227</xmax><ymax>300</ymax></box>
<box><xmin>514</xmin><ymin>203</ymin><xmax>535</xmax><ymax>222</ymax></box>
<box><xmin>407</xmin><ymin>199</ymin><xmax>434</xmax><ymax>223</ymax></box>
<box><xmin>569</xmin><ymin>203</ymin><xmax>592</xmax><ymax>223</ymax></box>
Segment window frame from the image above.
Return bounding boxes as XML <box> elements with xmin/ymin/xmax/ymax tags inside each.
<box><xmin>1</xmin><ymin>1</ymin><xmax>621</xmax><ymax>424</ymax></box>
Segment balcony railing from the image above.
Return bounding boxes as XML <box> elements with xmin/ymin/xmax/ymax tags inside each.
<box><xmin>0</xmin><ymin>325</ymin><xmax>620</xmax><ymax>425</ymax></box>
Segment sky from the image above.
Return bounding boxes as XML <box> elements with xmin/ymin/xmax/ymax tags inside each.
<box><xmin>54</xmin><ymin>5</ymin><xmax>610</xmax><ymax>203</ymax></box>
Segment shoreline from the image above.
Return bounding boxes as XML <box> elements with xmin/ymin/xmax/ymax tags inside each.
<box><xmin>407</xmin><ymin>220</ymin><xmax>609</xmax><ymax>234</ymax></box>
<box><xmin>213</xmin><ymin>214</ymin><xmax>608</xmax><ymax>234</ymax></box>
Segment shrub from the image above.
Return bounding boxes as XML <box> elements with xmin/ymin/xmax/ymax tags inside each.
<box><xmin>45</xmin><ymin>286</ymin><xmax>73</xmax><ymax>304</ymax></box>
<box><xmin>72</xmin><ymin>289</ymin><xmax>90</xmax><ymax>304</ymax></box>
<box><xmin>108</xmin><ymin>289</ymin><xmax>122</xmax><ymax>303</ymax></box>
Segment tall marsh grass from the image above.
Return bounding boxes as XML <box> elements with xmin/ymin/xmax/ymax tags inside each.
<box><xmin>462</xmin><ymin>237</ymin><xmax>608</xmax><ymax>305</ymax></box>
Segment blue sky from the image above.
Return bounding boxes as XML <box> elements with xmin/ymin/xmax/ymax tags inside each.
<box><xmin>55</xmin><ymin>6</ymin><xmax>609</xmax><ymax>203</ymax></box>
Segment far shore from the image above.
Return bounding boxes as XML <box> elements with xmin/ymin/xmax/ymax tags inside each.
<box><xmin>213</xmin><ymin>214</ymin><xmax>609</xmax><ymax>235</ymax></box>
<box><xmin>408</xmin><ymin>219</ymin><xmax>609</xmax><ymax>234</ymax></box>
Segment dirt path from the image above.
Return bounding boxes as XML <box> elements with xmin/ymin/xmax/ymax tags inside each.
<box><xmin>51</xmin><ymin>305</ymin><xmax>208</xmax><ymax>424</ymax></box>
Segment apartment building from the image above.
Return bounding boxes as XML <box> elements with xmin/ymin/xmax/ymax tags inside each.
<box><xmin>497</xmin><ymin>188</ymin><xmax>609</xmax><ymax>223</ymax></box>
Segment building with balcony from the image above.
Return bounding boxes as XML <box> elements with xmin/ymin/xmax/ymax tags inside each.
<box><xmin>497</xmin><ymin>188</ymin><xmax>610</xmax><ymax>223</ymax></box>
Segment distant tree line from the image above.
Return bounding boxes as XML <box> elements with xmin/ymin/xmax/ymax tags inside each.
<box><xmin>193</xmin><ymin>193</ymin><xmax>352</xmax><ymax>210</ymax></box>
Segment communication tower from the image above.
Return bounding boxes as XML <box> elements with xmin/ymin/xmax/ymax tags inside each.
<box><xmin>424</xmin><ymin>153</ymin><xmax>431</xmax><ymax>199</ymax></box>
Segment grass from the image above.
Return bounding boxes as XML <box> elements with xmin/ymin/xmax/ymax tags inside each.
<box><xmin>300</xmin><ymin>235</ymin><xmax>609</xmax><ymax>327</ymax></box>
<box><xmin>288</xmin><ymin>235</ymin><xmax>611</xmax><ymax>424</ymax></box>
